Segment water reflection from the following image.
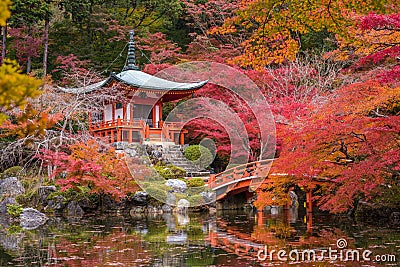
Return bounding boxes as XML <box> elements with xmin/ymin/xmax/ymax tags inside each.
<box><xmin>0</xmin><ymin>208</ymin><xmax>399</xmax><ymax>266</ymax></box>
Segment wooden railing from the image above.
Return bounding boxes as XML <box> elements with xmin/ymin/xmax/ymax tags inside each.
<box><xmin>208</xmin><ymin>159</ymin><xmax>274</xmax><ymax>190</ymax></box>
<box><xmin>161</xmin><ymin>122</ymin><xmax>171</xmax><ymax>141</ymax></box>
<box><xmin>90</xmin><ymin>119</ymin><xmax>145</xmax><ymax>130</ymax></box>
<box><xmin>90</xmin><ymin>119</ymin><xmax>186</xmax><ymax>142</ymax></box>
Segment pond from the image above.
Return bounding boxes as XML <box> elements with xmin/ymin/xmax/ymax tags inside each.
<box><xmin>0</xmin><ymin>207</ymin><xmax>399</xmax><ymax>266</ymax></box>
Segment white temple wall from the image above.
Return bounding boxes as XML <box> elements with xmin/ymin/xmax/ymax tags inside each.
<box><xmin>104</xmin><ymin>104</ymin><xmax>112</xmax><ymax>121</ymax></box>
<box><xmin>115</xmin><ymin>107</ymin><xmax>123</xmax><ymax>120</ymax></box>
<box><xmin>127</xmin><ymin>104</ymin><xmax>131</xmax><ymax>121</ymax></box>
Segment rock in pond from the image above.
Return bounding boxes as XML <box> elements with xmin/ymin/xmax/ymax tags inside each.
<box><xmin>131</xmin><ymin>191</ymin><xmax>148</xmax><ymax>205</ymax></box>
<box><xmin>165</xmin><ymin>179</ymin><xmax>187</xmax><ymax>193</ymax></box>
<box><xmin>176</xmin><ymin>199</ymin><xmax>190</xmax><ymax>213</ymax></box>
<box><xmin>20</xmin><ymin>208</ymin><xmax>48</xmax><ymax>230</ymax></box>
<box><xmin>67</xmin><ymin>201</ymin><xmax>84</xmax><ymax>218</ymax></box>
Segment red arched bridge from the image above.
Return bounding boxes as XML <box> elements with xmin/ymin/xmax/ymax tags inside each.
<box><xmin>207</xmin><ymin>159</ymin><xmax>334</xmax><ymax>213</ymax></box>
<box><xmin>207</xmin><ymin>159</ymin><xmax>274</xmax><ymax>201</ymax></box>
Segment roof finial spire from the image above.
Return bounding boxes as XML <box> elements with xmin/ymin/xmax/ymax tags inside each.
<box><xmin>123</xmin><ymin>30</ymin><xmax>139</xmax><ymax>71</ymax></box>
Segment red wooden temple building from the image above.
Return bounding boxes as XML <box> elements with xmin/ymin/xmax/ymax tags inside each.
<box><xmin>62</xmin><ymin>31</ymin><xmax>207</xmax><ymax>145</ymax></box>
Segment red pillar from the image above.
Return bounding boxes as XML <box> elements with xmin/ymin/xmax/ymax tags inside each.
<box><xmin>128</xmin><ymin>130</ymin><xmax>133</xmax><ymax>143</ymax></box>
<box><xmin>257</xmin><ymin>210</ymin><xmax>264</xmax><ymax>226</ymax></box>
<box><xmin>179</xmin><ymin>132</ymin><xmax>184</xmax><ymax>145</ymax></box>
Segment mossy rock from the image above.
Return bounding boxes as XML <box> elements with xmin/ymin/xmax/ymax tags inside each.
<box><xmin>1</xmin><ymin>166</ymin><xmax>23</xmax><ymax>178</ymax></box>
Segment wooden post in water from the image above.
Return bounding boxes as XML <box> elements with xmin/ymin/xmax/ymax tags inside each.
<box><xmin>305</xmin><ymin>189</ymin><xmax>313</xmax><ymax>233</ymax></box>
<box><xmin>257</xmin><ymin>209</ymin><xmax>264</xmax><ymax>226</ymax></box>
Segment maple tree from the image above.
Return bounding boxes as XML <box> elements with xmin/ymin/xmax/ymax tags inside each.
<box><xmin>328</xmin><ymin>12</ymin><xmax>400</xmax><ymax>63</ymax></box>
<box><xmin>37</xmin><ymin>140</ymin><xmax>140</xmax><ymax>199</ymax></box>
<box><xmin>136</xmin><ymin>32</ymin><xmax>181</xmax><ymax>64</ymax></box>
<box><xmin>255</xmin><ymin>11</ymin><xmax>400</xmax><ymax>213</ymax></box>
<box><xmin>206</xmin><ymin>0</ymin><xmax>397</xmax><ymax>69</ymax></box>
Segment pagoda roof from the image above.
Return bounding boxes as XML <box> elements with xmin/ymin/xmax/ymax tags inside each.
<box><xmin>59</xmin><ymin>69</ymin><xmax>207</xmax><ymax>94</ymax></box>
<box><xmin>59</xmin><ymin>30</ymin><xmax>207</xmax><ymax>95</ymax></box>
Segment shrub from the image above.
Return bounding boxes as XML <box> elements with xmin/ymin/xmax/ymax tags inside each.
<box><xmin>184</xmin><ymin>145</ymin><xmax>213</xmax><ymax>168</ymax></box>
<box><xmin>154</xmin><ymin>163</ymin><xmax>186</xmax><ymax>179</ymax></box>
<box><xmin>188</xmin><ymin>194</ymin><xmax>204</xmax><ymax>206</ymax></box>
<box><xmin>7</xmin><ymin>204</ymin><xmax>23</xmax><ymax>218</ymax></box>
<box><xmin>187</xmin><ymin>178</ymin><xmax>205</xmax><ymax>187</ymax></box>
<box><xmin>146</xmin><ymin>185</ymin><xmax>167</xmax><ymax>204</ymax></box>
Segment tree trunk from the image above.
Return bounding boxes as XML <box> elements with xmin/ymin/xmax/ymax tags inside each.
<box><xmin>43</xmin><ymin>13</ymin><xmax>49</xmax><ymax>76</ymax></box>
<box><xmin>26</xmin><ymin>27</ymin><xmax>32</xmax><ymax>73</ymax></box>
<box><xmin>1</xmin><ymin>24</ymin><xmax>7</xmax><ymax>65</ymax></box>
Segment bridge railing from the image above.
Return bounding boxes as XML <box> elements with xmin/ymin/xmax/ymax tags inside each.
<box><xmin>208</xmin><ymin>159</ymin><xmax>274</xmax><ymax>189</ymax></box>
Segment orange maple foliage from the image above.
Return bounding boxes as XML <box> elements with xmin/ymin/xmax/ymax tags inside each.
<box><xmin>209</xmin><ymin>0</ymin><xmax>397</xmax><ymax>69</ymax></box>
<box><xmin>38</xmin><ymin>140</ymin><xmax>144</xmax><ymax>199</ymax></box>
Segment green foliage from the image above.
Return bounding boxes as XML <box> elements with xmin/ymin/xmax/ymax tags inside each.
<box><xmin>145</xmin><ymin>185</ymin><xmax>167</xmax><ymax>205</ymax></box>
<box><xmin>184</xmin><ymin>145</ymin><xmax>214</xmax><ymax>168</ymax></box>
<box><xmin>187</xmin><ymin>194</ymin><xmax>204</xmax><ymax>206</ymax></box>
<box><xmin>154</xmin><ymin>162</ymin><xmax>186</xmax><ymax>179</ymax></box>
<box><xmin>6</xmin><ymin>203</ymin><xmax>23</xmax><ymax>218</ymax></box>
<box><xmin>186</xmin><ymin>178</ymin><xmax>205</xmax><ymax>188</ymax></box>
<box><xmin>0</xmin><ymin>60</ymin><xmax>42</xmax><ymax>124</ymax></box>
<box><xmin>299</xmin><ymin>29</ymin><xmax>337</xmax><ymax>53</ymax></box>
<box><xmin>6</xmin><ymin>225</ymin><xmax>23</xmax><ymax>234</ymax></box>
<box><xmin>1</xmin><ymin>166</ymin><xmax>23</xmax><ymax>178</ymax></box>
<box><xmin>10</xmin><ymin>0</ymin><xmax>49</xmax><ymax>26</ymax></box>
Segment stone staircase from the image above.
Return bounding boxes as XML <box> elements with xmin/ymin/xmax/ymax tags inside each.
<box><xmin>162</xmin><ymin>144</ymin><xmax>210</xmax><ymax>177</ymax></box>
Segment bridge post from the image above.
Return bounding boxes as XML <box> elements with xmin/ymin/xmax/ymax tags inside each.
<box><xmin>306</xmin><ymin>190</ymin><xmax>312</xmax><ymax>214</ymax></box>
<box><xmin>257</xmin><ymin>210</ymin><xmax>264</xmax><ymax>226</ymax></box>
<box><xmin>209</xmin><ymin>174</ymin><xmax>215</xmax><ymax>186</ymax></box>
<box><xmin>305</xmin><ymin>189</ymin><xmax>313</xmax><ymax>234</ymax></box>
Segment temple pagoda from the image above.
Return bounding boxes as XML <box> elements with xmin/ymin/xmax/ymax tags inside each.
<box><xmin>62</xmin><ymin>30</ymin><xmax>207</xmax><ymax>145</ymax></box>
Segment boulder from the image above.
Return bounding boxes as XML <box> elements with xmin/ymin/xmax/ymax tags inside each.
<box><xmin>201</xmin><ymin>191</ymin><xmax>216</xmax><ymax>204</ymax></box>
<box><xmin>176</xmin><ymin>199</ymin><xmax>190</xmax><ymax>213</ymax></box>
<box><xmin>0</xmin><ymin>230</ymin><xmax>23</xmax><ymax>250</ymax></box>
<box><xmin>38</xmin><ymin>186</ymin><xmax>57</xmax><ymax>207</ymax></box>
<box><xmin>162</xmin><ymin>204</ymin><xmax>172</xmax><ymax>213</ymax></box>
<box><xmin>78</xmin><ymin>197</ymin><xmax>98</xmax><ymax>210</ymax></box>
<box><xmin>102</xmin><ymin>195</ymin><xmax>126</xmax><ymax>211</ymax></box>
<box><xmin>46</xmin><ymin>195</ymin><xmax>66</xmax><ymax>212</ymax></box>
<box><xmin>166</xmin><ymin>192</ymin><xmax>176</xmax><ymax>206</ymax></box>
<box><xmin>66</xmin><ymin>201</ymin><xmax>84</xmax><ymax>217</ymax></box>
<box><xmin>20</xmin><ymin>208</ymin><xmax>48</xmax><ymax>230</ymax></box>
<box><xmin>0</xmin><ymin>177</ymin><xmax>25</xmax><ymax>197</ymax></box>
<box><xmin>0</xmin><ymin>197</ymin><xmax>17</xmax><ymax>214</ymax></box>
<box><xmin>165</xmin><ymin>179</ymin><xmax>187</xmax><ymax>193</ymax></box>
<box><xmin>131</xmin><ymin>191</ymin><xmax>149</xmax><ymax>205</ymax></box>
